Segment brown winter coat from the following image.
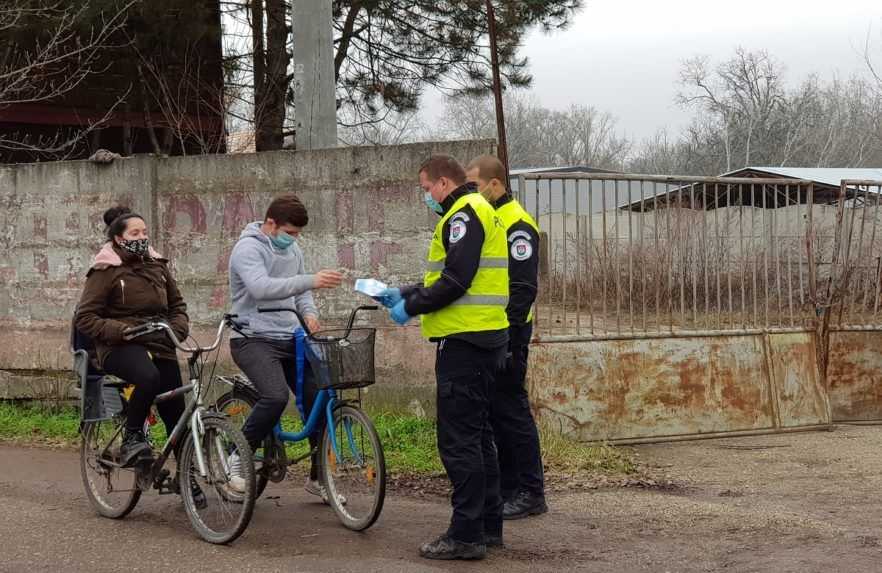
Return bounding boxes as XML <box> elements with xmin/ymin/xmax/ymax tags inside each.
<box><xmin>75</xmin><ymin>242</ymin><xmax>190</xmax><ymax>366</ymax></box>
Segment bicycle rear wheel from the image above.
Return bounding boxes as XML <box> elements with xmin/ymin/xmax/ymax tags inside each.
<box><xmin>321</xmin><ymin>405</ymin><xmax>386</xmax><ymax>531</ymax></box>
<box><xmin>80</xmin><ymin>418</ymin><xmax>141</xmax><ymax>519</ymax></box>
<box><xmin>179</xmin><ymin>414</ymin><xmax>256</xmax><ymax>544</ymax></box>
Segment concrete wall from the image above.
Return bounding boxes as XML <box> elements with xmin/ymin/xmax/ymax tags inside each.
<box><xmin>0</xmin><ymin>140</ymin><xmax>495</xmax><ymax>384</ymax></box>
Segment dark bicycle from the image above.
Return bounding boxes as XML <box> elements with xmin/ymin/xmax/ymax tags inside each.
<box><xmin>74</xmin><ymin>315</ymin><xmax>257</xmax><ymax>544</ymax></box>
<box><xmin>215</xmin><ymin>305</ymin><xmax>386</xmax><ymax>531</ymax></box>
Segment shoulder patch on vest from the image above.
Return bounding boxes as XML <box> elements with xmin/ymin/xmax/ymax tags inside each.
<box><xmin>509</xmin><ymin>230</ymin><xmax>532</xmax><ymax>242</ymax></box>
<box><xmin>450</xmin><ymin>211</ymin><xmax>470</xmax><ymax>224</ymax></box>
<box><xmin>511</xmin><ymin>238</ymin><xmax>533</xmax><ymax>261</ymax></box>
<box><xmin>449</xmin><ymin>219</ymin><xmax>467</xmax><ymax>243</ymax></box>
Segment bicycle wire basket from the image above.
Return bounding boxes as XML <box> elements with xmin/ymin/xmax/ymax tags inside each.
<box><xmin>305</xmin><ymin>328</ymin><xmax>376</xmax><ymax>390</ymax></box>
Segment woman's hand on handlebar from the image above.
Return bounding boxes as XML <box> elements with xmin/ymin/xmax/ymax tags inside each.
<box><xmin>313</xmin><ymin>270</ymin><xmax>344</xmax><ymax>289</ymax></box>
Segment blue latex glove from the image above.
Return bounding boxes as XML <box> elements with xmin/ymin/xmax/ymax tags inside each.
<box><xmin>390</xmin><ymin>300</ymin><xmax>412</xmax><ymax>325</ymax></box>
<box><xmin>376</xmin><ymin>287</ymin><xmax>402</xmax><ymax>309</ymax></box>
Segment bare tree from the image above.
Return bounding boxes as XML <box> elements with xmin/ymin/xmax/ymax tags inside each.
<box><xmin>0</xmin><ymin>1</ymin><xmax>134</xmax><ymax>159</ymax></box>
<box><xmin>644</xmin><ymin>47</ymin><xmax>882</xmax><ymax>176</ymax></box>
<box><xmin>134</xmin><ymin>46</ymin><xmax>228</xmax><ymax>155</ymax></box>
<box><xmin>436</xmin><ymin>93</ymin><xmax>630</xmax><ymax>170</ymax></box>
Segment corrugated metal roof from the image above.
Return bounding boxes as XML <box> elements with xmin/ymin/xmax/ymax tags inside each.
<box><xmin>723</xmin><ymin>167</ymin><xmax>882</xmax><ymax>187</ymax></box>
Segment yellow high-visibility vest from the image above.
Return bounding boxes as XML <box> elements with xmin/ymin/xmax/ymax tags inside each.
<box><xmin>421</xmin><ymin>193</ymin><xmax>510</xmax><ymax>338</ymax></box>
<box><xmin>496</xmin><ymin>197</ymin><xmax>540</xmax><ymax>323</ymax></box>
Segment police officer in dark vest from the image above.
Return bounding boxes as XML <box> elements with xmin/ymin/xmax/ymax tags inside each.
<box><xmin>467</xmin><ymin>154</ymin><xmax>548</xmax><ymax>520</ymax></box>
<box><xmin>380</xmin><ymin>155</ymin><xmax>510</xmax><ymax>560</ymax></box>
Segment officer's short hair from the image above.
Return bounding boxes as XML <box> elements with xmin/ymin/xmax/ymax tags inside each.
<box><xmin>466</xmin><ymin>155</ymin><xmax>507</xmax><ymax>186</ymax></box>
<box><xmin>419</xmin><ymin>155</ymin><xmax>466</xmax><ymax>186</ymax></box>
<box><xmin>266</xmin><ymin>194</ymin><xmax>309</xmax><ymax>227</ymax></box>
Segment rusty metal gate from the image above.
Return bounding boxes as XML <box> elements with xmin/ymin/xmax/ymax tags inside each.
<box><xmin>512</xmin><ymin>173</ymin><xmax>882</xmax><ymax>442</ymax></box>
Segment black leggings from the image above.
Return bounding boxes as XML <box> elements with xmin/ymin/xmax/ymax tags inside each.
<box><xmin>103</xmin><ymin>344</ymin><xmax>185</xmax><ymax>435</ymax></box>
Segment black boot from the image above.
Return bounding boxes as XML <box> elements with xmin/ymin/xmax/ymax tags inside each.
<box><xmin>485</xmin><ymin>533</ymin><xmax>504</xmax><ymax>548</ymax></box>
<box><xmin>503</xmin><ymin>491</ymin><xmax>548</xmax><ymax>520</ymax></box>
<box><xmin>120</xmin><ymin>429</ymin><xmax>152</xmax><ymax>467</ymax></box>
<box><xmin>419</xmin><ymin>534</ymin><xmax>486</xmax><ymax>561</ymax></box>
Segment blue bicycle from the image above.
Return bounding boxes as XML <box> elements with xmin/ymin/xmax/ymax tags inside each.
<box><xmin>215</xmin><ymin>305</ymin><xmax>386</xmax><ymax>531</ymax></box>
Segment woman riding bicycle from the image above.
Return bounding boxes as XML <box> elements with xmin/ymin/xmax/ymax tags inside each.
<box><xmin>75</xmin><ymin>207</ymin><xmax>192</xmax><ymax>476</ymax></box>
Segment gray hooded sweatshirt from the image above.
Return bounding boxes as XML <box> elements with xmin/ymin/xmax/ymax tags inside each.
<box><xmin>228</xmin><ymin>221</ymin><xmax>318</xmax><ymax>339</ymax></box>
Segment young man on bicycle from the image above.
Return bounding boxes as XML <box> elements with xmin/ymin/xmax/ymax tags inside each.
<box><xmin>226</xmin><ymin>194</ymin><xmax>343</xmax><ymax>498</ymax></box>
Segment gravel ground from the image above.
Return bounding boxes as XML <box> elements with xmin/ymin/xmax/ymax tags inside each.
<box><xmin>4</xmin><ymin>425</ymin><xmax>882</xmax><ymax>572</ymax></box>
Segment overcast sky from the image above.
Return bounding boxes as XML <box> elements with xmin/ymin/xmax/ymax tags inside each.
<box><xmin>424</xmin><ymin>0</ymin><xmax>882</xmax><ymax>140</ymax></box>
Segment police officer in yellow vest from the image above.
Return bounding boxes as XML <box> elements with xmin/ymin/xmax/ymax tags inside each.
<box><xmin>379</xmin><ymin>155</ymin><xmax>509</xmax><ymax>561</ymax></box>
<box><xmin>466</xmin><ymin>155</ymin><xmax>547</xmax><ymax>520</ymax></box>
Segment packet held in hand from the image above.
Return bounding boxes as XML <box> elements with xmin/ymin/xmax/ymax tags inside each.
<box><xmin>354</xmin><ymin>278</ymin><xmax>388</xmax><ymax>300</ymax></box>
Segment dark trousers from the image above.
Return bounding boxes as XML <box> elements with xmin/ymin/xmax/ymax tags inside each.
<box><xmin>103</xmin><ymin>344</ymin><xmax>185</xmax><ymax>435</ymax></box>
<box><xmin>490</xmin><ymin>326</ymin><xmax>545</xmax><ymax>500</ymax></box>
<box><xmin>230</xmin><ymin>337</ymin><xmax>320</xmax><ymax>479</ymax></box>
<box><xmin>435</xmin><ymin>338</ymin><xmax>505</xmax><ymax>543</ymax></box>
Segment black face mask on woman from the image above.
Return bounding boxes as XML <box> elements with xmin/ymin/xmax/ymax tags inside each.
<box><xmin>120</xmin><ymin>238</ymin><xmax>149</xmax><ymax>257</ymax></box>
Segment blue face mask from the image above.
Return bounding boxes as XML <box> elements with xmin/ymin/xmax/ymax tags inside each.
<box><xmin>424</xmin><ymin>191</ymin><xmax>444</xmax><ymax>214</ymax></box>
<box><xmin>270</xmin><ymin>231</ymin><xmax>295</xmax><ymax>250</ymax></box>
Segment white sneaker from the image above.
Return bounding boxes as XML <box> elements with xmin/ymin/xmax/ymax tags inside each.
<box><xmin>304</xmin><ymin>477</ymin><xmax>347</xmax><ymax>506</ymax></box>
<box><xmin>227</xmin><ymin>451</ymin><xmax>247</xmax><ymax>493</ymax></box>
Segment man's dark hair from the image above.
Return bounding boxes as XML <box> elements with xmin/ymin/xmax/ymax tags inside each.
<box><xmin>265</xmin><ymin>194</ymin><xmax>309</xmax><ymax>227</ymax></box>
<box><xmin>103</xmin><ymin>206</ymin><xmax>144</xmax><ymax>241</ymax></box>
<box><xmin>419</xmin><ymin>155</ymin><xmax>466</xmax><ymax>186</ymax></box>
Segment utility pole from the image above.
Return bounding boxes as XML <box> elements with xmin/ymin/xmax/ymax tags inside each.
<box><xmin>293</xmin><ymin>0</ymin><xmax>337</xmax><ymax>150</ymax></box>
<box><xmin>486</xmin><ymin>0</ymin><xmax>510</xmax><ymax>180</ymax></box>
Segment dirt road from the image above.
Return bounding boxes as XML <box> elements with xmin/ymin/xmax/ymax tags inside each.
<box><xmin>4</xmin><ymin>426</ymin><xmax>882</xmax><ymax>572</ymax></box>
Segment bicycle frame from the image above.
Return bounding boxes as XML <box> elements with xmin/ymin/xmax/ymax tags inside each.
<box><xmin>110</xmin><ymin>316</ymin><xmax>235</xmax><ymax>485</ymax></box>
<box><xmin>255</xmin><ymin>305</ymin><xmax>378</xmax><ymax>465</ymax></box>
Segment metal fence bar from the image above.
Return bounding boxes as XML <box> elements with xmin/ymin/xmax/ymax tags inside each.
<box><xmin>640</xmin><ymin>180</ymin><xmax>647</xmax><ymax>332</ymax></box>
<box><xmin>667</xmin><ymin>184</ymin><xmax>675</xmax><ymax>333</ymax></box>
<box><xmin>725</xmin><ymin>184</ymin><xmax>734</xmax><ymax>328</ymax></box>
<box><xmin>785</xmin><ymin>184</ymin><xmax>794</xmax><ymax>326</ymax></box>
<box><xmin>702</xmin><ymin>184</ymin><xmax>711</xmax><ymax>329</ymax></box>
<box><xmin>588</xmin><ymin>179</ymin><xmax>595</xmax><ymax>335</ymax></box>
<box><xmin>762</xmin><ymin>184</ymin><xmax>769</xmax><ymax>328</ymax></box>
<box><xmin>837</xmin><ymin>185</ymin><xmax>860</xmax><ymax>327</ymax></box>
<box><xmin>740</xmin><ymin>183</ymin><xmax>747</xmax><ymax>329</ymax></box>
<box><xmin>547</xmin><ymin>178</ymin><xmax>555</xmax><ymax>336</ymax></box>
<box><xmin>714</xmin><ymin>183</ymin><xmax>722</xmax><ymax>330</ymax></box>
<box><xmin>653</xmin><ymin>181</ymin><xmax>661</xmax><ymax>333</ymax></box>
<box><xmin>601</xmin><ymin>179</ymin><xmax>608</xmax><ymax>334</ymax></box>
<box><xmin>686</xmin><ymin>182</ymin><xmax>693</xmax><ymax>328</ymax></box>
<box><xmin>614</xmin><ymin>179</ymin><xmax>622</xmax><ymax>334</ymax></box>
<box><xmin>769</xmin><ymin>185</ymin><xmax>784</xmax><ymax>324</ymax></box>
<box><xmin>561</xmin><ymin>178</ymin><xmax>568</xmax><ymax>335</ymax></box>
<box><xmin>752</xmin><ymin>183</ymin><xmax>759</xmax><ymax>326</ymax></box>
<box><xmin>872</xmin><ymin>186</ymin><xmax>882</xmax><ymax>321</ymax></box>
<box><xmin>797</xmin><ymin>183</ymin><xmax>806</xmax><ymax>309</ymax></box>
<box><xmin>860</xmin><ymin>185</ymin><xmax>878</xmax><ymax>319</ymax></box>
<box><xmin>575</xmin><ymin>180</ymin><xmax>582</xmax><ymax>335</ymax></box>
<box><xmin>628</xmin><ymin>180</ymin><xmax>635</xmax><ymax>334</ymax></box>
<box><xmin>850</xmin><ymin>186</ymin><xmax>871</xmax><ymax>325</ymax></box>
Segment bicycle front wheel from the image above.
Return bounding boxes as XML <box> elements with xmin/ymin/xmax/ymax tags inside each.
<box><xmin>321</xmin><ymin>405</ymin><xmax>386</xmax><ymax>531</ymax></box>
<box><xmin>80</xmin><ymin>418</ymin><xmax>142</xmax><ymax>519</ymax></box>
<box><xmin>179</xmin><ymin>415</ymin><xmax>256</xmax><ymax>544</ymax></box>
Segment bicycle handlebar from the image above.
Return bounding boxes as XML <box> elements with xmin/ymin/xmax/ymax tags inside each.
<box><xmin>122</xmin><ymin>314</ymin><xmax>237</xmax><ymax>354</ymax></box>
<box><xmin>257</xmin><ymin>305</ymin><xmax>378</xmax><ymax>338</ymax></box>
